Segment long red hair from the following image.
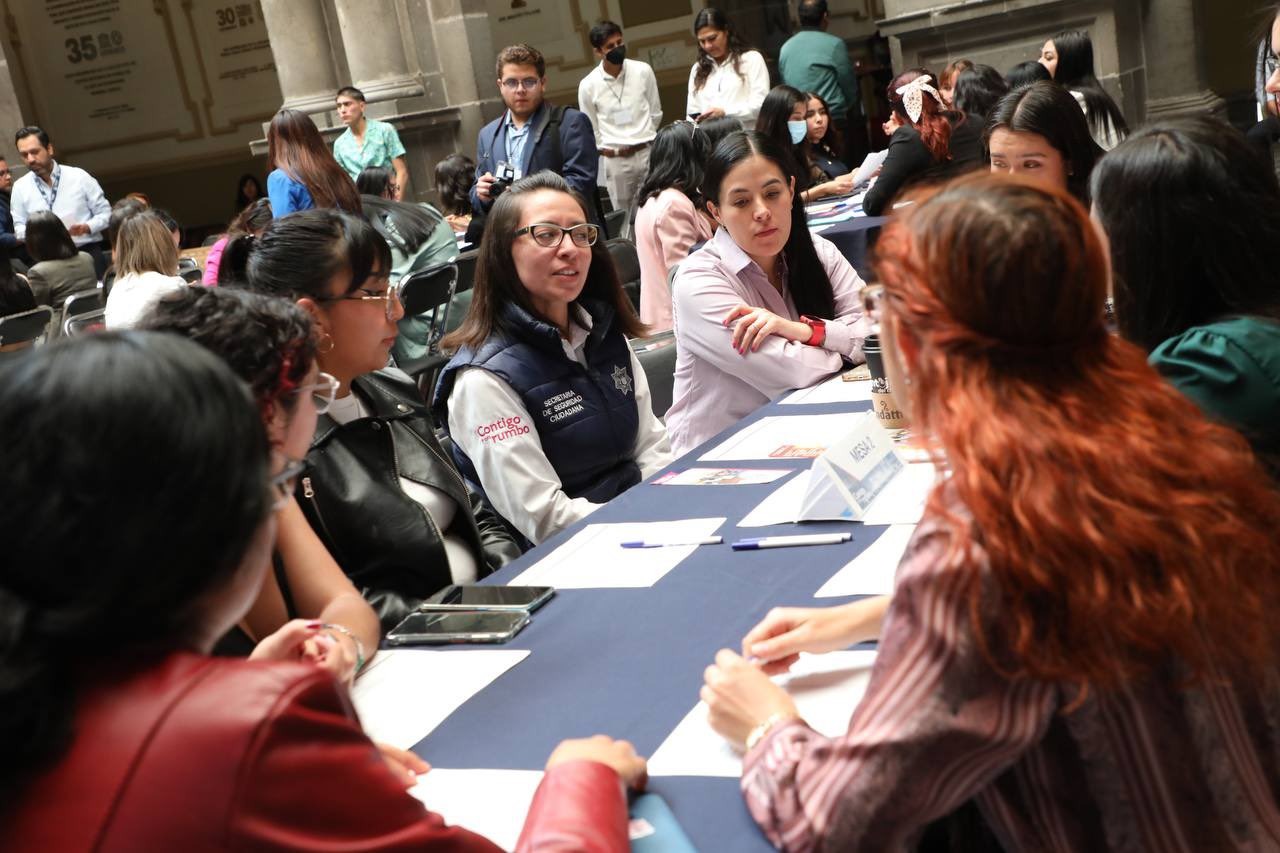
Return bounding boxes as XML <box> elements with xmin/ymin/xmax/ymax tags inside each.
<box><xmin>267</xmin><ymin>109</ymin><xmax>362</xmax><ymax>214</ymax></box>
<box><xmin>874</xmin><ymin>174</ymin><xmax>1280</xmax><ymax>694</ymax></box>
<box><xmin>888</xmin><ymin>69</ymin><xmax>954</xmax><ymax>163</ymax></box>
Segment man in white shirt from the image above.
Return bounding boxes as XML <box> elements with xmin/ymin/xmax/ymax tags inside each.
<box><xmin>11</xmin><ymin>126</ymin><xmax>111</xmax><ymax>276</ymax></box>
<box><xmin>577</xmin><ymin>21</ymin><xmax>662</xmax><ymax>218</ymax></box>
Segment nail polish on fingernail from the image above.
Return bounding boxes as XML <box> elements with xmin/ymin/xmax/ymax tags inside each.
<box><xmin>306</xmin><ymin>621</ymin><xmax>322</xmax><ymax>629</ymax></box>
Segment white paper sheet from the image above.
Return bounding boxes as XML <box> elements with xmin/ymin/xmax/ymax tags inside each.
<box><xmin>647</xmin><ymin>651</ymin><xmax>877</xmax><ymax>777</ymax></box>
<box><xmin>781</xmin><ymin>375</ymin><xmax>874</xmax><ymax>405</ymax></box>
<box><xmin>699</xmin><ymin>414</ymin><xmax>858</xmax><ymax>462</ymax></box>
<box><xmin>351</xmin><ymin>649</ymin><xmax>529</xmax><ymax>750</ymax></box>
<box><xmin>409</xmin><ymin>769</ymin><xmax>544</xmax><ymax>850</ymax></box>
<box><xmin>852</xmin><ymin>149</ymin><xmax>889</xmax><ymax>188</ymax></box>
<box><xmin>738</xmin><ymin>462</ymin><xmax>936</xmax><ymax>528</ymax></box>
<box><xmin>507</xmin><ymin>518</ymin><xmax>727</xmax><ymax>588</ymax></box>
<box><xmin>653</xmin><ymin>467</ymin><xmax>792</xmax><ymax>486</ymax></box>
<box><xmin>815</xmin><ymin>524</ymin><xmax>914</xmax><ymax>597</ymax></box>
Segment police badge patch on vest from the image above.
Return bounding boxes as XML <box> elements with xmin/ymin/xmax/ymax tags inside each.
<box><xmin>612</xmin><ymin>364</ymin><xmax>633</xmax><ymax>396</ymax></box>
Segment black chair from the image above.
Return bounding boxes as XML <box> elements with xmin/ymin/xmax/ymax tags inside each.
<box><xmin>396</xmin><ymin>262</ymin><xmax>459</xmax><ymax>402</ymax></box>
<box><xmin>454</xmin><ymin>249</ymin><xmax>479</xmax><ymax>294</ymax></box>
<box><xmin>101</xmin><ymin>269</ymin><xmax>116</xmax><ymax>296</ymax></box>
<box><xmin>60</xmin><ymin>288</ymin><xmax>105</xmax><ymax>337</ymax></box>
<box><xmin>631</xmin><ymin>330</ymin><xmax>677</xmax><ymax>420</ymax></box>
<box><xmin>177</xmin><ymin>256</ymin><xmax>199</xmax><ymax>272</ymax></box>
<box><xmin>604</xmin><ymin>208</ymin><xmax>628</xmax><ymax>241</ymax></box>
<box><xmin>606</xmin><ymin>238</ymin><xmax>641</xmax><ymax>313</ymax></box>
<box><xmin>63</xmin><ymin>307</ymin><xmax>107</xmax><ymax>337</ymax></box>
<box><xmin>179</xmin><ymin>267</ymin><xmax>203</xmax><ymax>284</ymax></box>
<box><xmin>0</xmin><ymin>306</ymin><xmax>54</xmax><ymax>348</ymax></box>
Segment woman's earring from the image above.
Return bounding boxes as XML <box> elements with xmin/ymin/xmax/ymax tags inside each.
<box><xmin>316</xmin><ymin>331</ymin><xmax>335</xmax><ymax>354</ymax></box>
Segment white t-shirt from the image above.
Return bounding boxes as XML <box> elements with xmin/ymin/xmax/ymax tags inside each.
<box><xmin>104</xmin><ymin>271</ymin><xmax>187</xmax><ymax>329</ymax></box>
<box><xmin>326</xmin><ymin>391</ymin><xmax>478</xmax><ymax>584</ymax></box>
<box><xmin>447</xmin><ymin>310</ymin><xmax>672</xmax><ymax>545</ymax></box>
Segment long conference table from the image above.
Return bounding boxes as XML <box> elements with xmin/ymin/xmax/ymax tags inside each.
<box><xmin>413</xmin><ymin>385</ymin><xmax>891</xmax><ymax>851</ymax></box>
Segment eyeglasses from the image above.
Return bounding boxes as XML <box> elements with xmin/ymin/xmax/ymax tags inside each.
<box><xmin>0</xmin><ymin>170</ymin><xmax>10</xmax><ymax>177</ymax></box>
<box><xmin>860</xmin><ymin>283</ymin><xmax>885</xmax><ymax>335</ymax></box>
<box><xmin>294</xmin><ymin>371</ymin><xmax>339</xmax><ymax>414</ymax></box>
<box><xmin>515</xmin><ymin>222</ymin><xmax>599</xmax><ymax>248</ymax></box>
<box><xmin>318</xmin><ymin>284</ymin><xmax>401</xmax><ymax>320</ymax></box>
<box><xmin>500</xmin><ymin>77</ymin><xmax>541</xmax><ymax>91</ymax></box>
<box><xmin>269</xmin><ymin>456</ymin><xmax>307</xmax><ymax>511</ymax></box>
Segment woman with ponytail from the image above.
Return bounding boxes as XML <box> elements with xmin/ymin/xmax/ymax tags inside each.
<box><xmin>0</xmin><ymin>333</ymin><xmax>645</xmax><ymax>849</ymax></box>
<box><xmin>699</xmin><ymin>174</ymin><xmax>1280</xmax><ymax>850</ymax></box>
<box><xmin>666</xmin><ymin>130</ymin><xmax>869</xmax><ymax>454</ymax></box>
<box><xmin>861</xmin><ymin>68</ymin><xmax>983</xmax><ymax>216</ymax></box>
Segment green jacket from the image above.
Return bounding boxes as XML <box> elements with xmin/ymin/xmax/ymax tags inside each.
<box><xmin>778</xmin><ymin>29</ymin><xmax>859</xmax><ymax>120</ymax></box>
<box><xmin>1150</xmin><ymin>315</ymin><xmax>1280</xmax><ymax>474</ymax></box>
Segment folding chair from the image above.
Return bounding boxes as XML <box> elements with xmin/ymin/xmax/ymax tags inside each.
<box><xmin>0</xmin><ymin>306</ymin><xmax>54</xmax><ymax>349</ymax></box>
<box><xmin>63</xmin><ymin>306</ymin><xmax>107</xmax><ymax>337</ymax></box>
<box><xmin>630</xmin><ymin>330</ymin><xmax>677</xmax><ymax>420</ymax></box>
<box><xmin>60</xmin><ymin>288</ymin><xmax>105</xmax><ymax>337</ymax></box>
<box><xmin>396</xmin><ymin>262</ymin><xmax>459</xmax><ymax>403</ymax></box>
<box><xmin>605</xmin><ymin>238</ymin><xmax>642</xmax><ymax>313</ymax></box>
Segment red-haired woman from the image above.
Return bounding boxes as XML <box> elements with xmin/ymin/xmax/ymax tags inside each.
<box><xmin>266</xmin><ymin>109</ymin><xmax>362</xmax><ymax>218</ymax></box>
<box><xmin>700</xmin><ymin>174</ymin><xmax>1280</xmax><ymax>851</ymax></box>
<box><xmin>861</xmin><ymin>69</ymin><xmax>983</xmax><ymax>215</ymax></box>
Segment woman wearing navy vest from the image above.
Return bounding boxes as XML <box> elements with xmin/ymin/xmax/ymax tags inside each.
<box><xmin>436</xmin><ymin>171</ymin><xmax>671</xmax><ymax>545</ymax></box>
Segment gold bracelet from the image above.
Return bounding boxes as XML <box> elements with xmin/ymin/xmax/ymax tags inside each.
<box><xmin>745</xmin><ymin>711</ymin><xmax>798</xmax><ymax>752</ymax></box>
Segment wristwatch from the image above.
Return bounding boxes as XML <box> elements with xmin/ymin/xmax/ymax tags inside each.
<box><xmin>799</xmin><ymin>315</ymin><xmax>826</xmax><ymax>348</ymax></box>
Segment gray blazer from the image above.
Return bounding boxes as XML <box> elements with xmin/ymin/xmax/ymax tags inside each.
<box><xmin>27</xmin><ymin>252</ymin><xmax>97</xmax><ymax>311</ymax></box>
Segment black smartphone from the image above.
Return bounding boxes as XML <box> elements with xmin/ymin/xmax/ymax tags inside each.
<box><xmin>420</xmin><ymin>584</ymin><xmax>555</xmax><ymax>612</ymax></box>
<box><xmin>386</xmin><ymin>610</ymin><xmax>530</xmax><ymax>646</ymax></box>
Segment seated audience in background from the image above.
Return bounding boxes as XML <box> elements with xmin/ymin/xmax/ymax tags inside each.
<box><xmin>701</xmin><ymin>174</ymin><xmax>1280</xmax><ymax>851</ymax></box>
<box><xmin>1039</xmin><ymin>30</ymin><xmax>1128</xmax><ymax>149</ymax></box>
<box><xmin>1005</xmin><ymin>59</ymin><xmax>1052</xmax><ymax>89</ymax></box>
<box><xmin>862</xmin><ymin>69</ymin><xmax>983</xmax><ymax>216</ymax></box>
<box><xmin>687</xmin><ymin>8</ymin><xmax>769</xmax><ymax>128</ymax></box>
<box><xmin>778</xmin><ymin>0</ymin><xmax>861</xmax><ymax>163</ymax></box>
<box><xmin>472</xmin><ymin>44</ymin><xmax>599</xmax><ymax>220</ymax></box>
<box><xmin>1091</xmin><ymin>117</ymin><xmax>1280</xmax><ymax>475</ymax></box>
<box><xmin>103</xmin><ymin>211</ymin><xmax>185</xmax><ymax>329</ymax></box>
<box><xmin>235</xmin><ymin>172</ymin><xmax>263</xmax><ymax>212</ymax></box>
<box><xmin>667</xmin><ymin>132</ymin><xmax>867</xmax><ymax>455</ymax></box>
<box><xmin>757</xmin><ymin>85</ymin><xmax>853</xmax><ymax>202</ymax></box>
<box><xmin>356</xmin><ymin>165</ymin><xmax>459</xmax><ymax>365</ymax></box>
<box><xmin>222</xmin><ymin>209</ymin><xmax>520</xmax><ymax>630</ymax></box>
<box><xmin>10</xmin><ymin>126</ymin><xmax>111</xmax><ymax>277</ymax></box>
<box><xmin>24</xmin><ymin>211</ymin><xmax>97</xmax><ymax>310</ymax></box>
<box><xmin>951</xmin><ymin>64</ymin><xmax>1009</xmax><ymax>121</ymax></box>
<box><xmin>0</xmin><ymin>249</ymin><xmax>37</xmax><ymax>362</ymax></box>
<box><xmin>0</xmin><ymin>331</ymin><xmax>645</xmax><ymax>850</ymax></box>
<box><xmin>986</xmin><ymin>81</ymin><xmax>1103</xmax><ymax>203</ymax></box>
<box><xmin>634</xmin><ymin>122</ymin><xmax>715</xmax><ymax>332</ymax></box>
<box><xmin>803</xmin><ymin>92</ymin><xmax>849</xmax><ymax>181</ymax></box>
<box><xmin>266</xmin><ymin>109</ymin><xmax>362</xmax><ymax>218</ymax></box>
<box><xmin>141</xmin><ymin>287</ymin><xmax>381</xmax><ymax>688</ymax></box>
<box><xmin>154</xmin><ymin>208</ymin><xmax>182</xmax><ymax>249</ymax></box>
<box><xmin>436</xmin><ymin>171</ymin><xmax>671</xmax><ymax>546</ymax></box>
<box><xmin>334</xmin><ymin>86</ymin><xmax>409</xmax><ymax>200</ymax></box>
<box><xmin>0</xmin><ymin>156</ymin><xmax>25</xmax><ymax>266</ymax></box>
<box><xmin>937</xmin><ymin>58</ymin><xmax>973</xmax><ymax>107</ymax></box>
<box><xmin>206</xmin><ymin>199</ymin><xmax>272</xmax><ymax>285</ymax></box>
<box><xmin>697</xmin><ymin>115</ymin><xmax>745</xmax><ymax>153</ymax></box>
<box><xmin>435</xmin><ymin>152</ymin><xmax>483</xmax><ymax>244</ymax></box>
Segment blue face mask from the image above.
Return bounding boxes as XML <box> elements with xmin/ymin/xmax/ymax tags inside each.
<box><xmin>787</xmin><ymin>120</ymin><xmax>808</xmax><ymax>145</ymax></box>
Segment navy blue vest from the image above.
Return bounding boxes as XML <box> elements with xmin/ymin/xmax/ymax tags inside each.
<box><xmin>435</xmin><ymin>299</ymin><xmax>642</xmax><ymax>513</ymax></box>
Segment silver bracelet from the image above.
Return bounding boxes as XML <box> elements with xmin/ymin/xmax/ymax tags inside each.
<box><xmin>321</xmin><ymin>622</ymin><xmax>366</xmax><ymax>673</ymax></box>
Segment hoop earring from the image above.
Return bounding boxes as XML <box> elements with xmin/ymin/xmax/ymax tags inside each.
<box><xmin>316</xmin><ymin>331</ymin><xmax>335</xmax><ymax>354</ymax></box>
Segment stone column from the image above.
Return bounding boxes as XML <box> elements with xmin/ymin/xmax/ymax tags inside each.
<box><xmin>1140</xmin><ymin>0</ymin><xmax>1225</xmax><ymax>121</ymax></box>
<box><xmin>332</xmin><ymin>0</ymin><xmax>424</xmax><ymax>101</ymax></box>
<box><xmin>260</xmin><ymin>0</ymin><xmax>341</xmax><ymax>113</ymax></box>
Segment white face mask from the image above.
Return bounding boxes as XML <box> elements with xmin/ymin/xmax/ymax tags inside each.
<box><xmin>786</xmin><ymin>120</ymin><xmax>807</xmax><ymax>144</ymax></box>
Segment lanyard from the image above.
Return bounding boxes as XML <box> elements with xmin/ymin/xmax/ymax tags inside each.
<box><xmin>603</xmin><ymin>67</ymin><xmax>626</xmax><ymax>106</ymax></box>
<box><xmin>36</xmin><ymin>166</ymin><xmax>60</xmax><ymax>208</ymax></box>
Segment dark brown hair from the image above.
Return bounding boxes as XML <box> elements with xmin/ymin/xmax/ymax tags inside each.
<box><xmin>496</xmin><ymin>44</ymin><xmax>545</xmax><ymax>79</ymax></box>
<box><xmin>442</xmin><ymin>171</ymin><xmax>645</xmax><ymax>350</ymax></box>
<box><xmin>267</xmin><ymin>109</ymin><xmax>362</xmax><ymax>213</ymax></box>
<box><xmin>692</xmin><ymin>8</ymin><xmax>752</xmax><ymax>92</ymax></box>
<box><xmin>24</xmin><ymin>211</ymin><xmax>78</xmax><ymax>263</ymax></box>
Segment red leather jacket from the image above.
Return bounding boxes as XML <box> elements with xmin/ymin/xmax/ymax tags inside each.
<box><xmin>4</xmin><ymin>652</ymin><xmax>628</xmax><ymax>851</ymax></box>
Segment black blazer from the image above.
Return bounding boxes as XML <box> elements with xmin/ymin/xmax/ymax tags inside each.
<box><xmin>862</xmin><ymin>113</ymin><xmax>984</xmax><ymax>216</ymax></box>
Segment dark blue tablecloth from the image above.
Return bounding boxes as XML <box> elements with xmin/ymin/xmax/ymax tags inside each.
<box><xmin>811</xmin><ymin>215</ymin><xmax>887</xmax><ymax>277</ymax></box>
<box><xmin>415</xmin><ymin>395</ymin><xmax>879</xmax><ymax>851</ymax></box>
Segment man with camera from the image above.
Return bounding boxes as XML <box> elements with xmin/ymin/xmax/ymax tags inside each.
<box><xmin>471</xmin><ymin>44</ymin><xmax>600</xmax><ymax>220</ymax></box>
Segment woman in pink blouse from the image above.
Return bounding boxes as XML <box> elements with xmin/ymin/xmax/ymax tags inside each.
<box><xmin>665</xmin><ymin>130</ymin><xmax>868</xmax><ymax>455</ymax></box>
<box><xmin>700</xmin><ymin>175</ymin><xmax>1280</xmax><ymax>851</ymax></box>
<box><xmin>634</xmin><ymin>122</ymin><xmax>715</xmax><ymax>332</ymax></box>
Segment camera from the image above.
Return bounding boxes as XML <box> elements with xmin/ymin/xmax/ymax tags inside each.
<box><xmin>490</xmin><ymin>162</ymin><xmax>517</xmax><ymax>198</ymax></box>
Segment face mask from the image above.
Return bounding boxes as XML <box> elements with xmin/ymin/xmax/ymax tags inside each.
<box><xmin>787</xmin><ymin>120</ymin><xmax>807</xmax><ymax>145</ymax></box>
<box><xmin>605</xmin><ymin>44</ymin><xmax>626</xmax><ymax>65</ymax></box>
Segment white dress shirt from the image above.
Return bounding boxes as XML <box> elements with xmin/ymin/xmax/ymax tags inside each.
<box><xmin>447</xmin><ymin>309</ymin><xmax>672</xmax><ymax>545</ymax></box>
<box><xmin>686</xmin><ymin>50</ymin><xmax>771</xmax><ymax>128</ymax></box>
<box><xmin>11</xmin><ymin>162</ymin><xmax>111</xmax><ymax>246</ymax></box>
<box><xmin>578</xmin><ymin>58</ymin><xmax>663</xmax><ymax>148</ymax></box>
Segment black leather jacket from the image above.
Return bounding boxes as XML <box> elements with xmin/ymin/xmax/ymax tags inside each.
<box><xmin>296</xmin><ymin>370</ymin><xmax>523</xmax><ymax>631</ymax></box>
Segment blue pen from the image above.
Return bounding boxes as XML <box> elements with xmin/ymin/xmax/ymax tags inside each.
<box><xmin>731</xmin><ymin>533</ymin><xmax>851</xmax><ymax>551</ymax></box>
<box><xmin>620</xmin><ymin>536</ymin><xmax>723</xmax><ymax>549</ymax></box>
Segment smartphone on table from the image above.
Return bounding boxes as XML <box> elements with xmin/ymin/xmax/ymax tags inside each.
<box><xmin>419</xmin><ymin>584</ymin><xmax>555</xmax><ymax>613</ymax></box>
<box><xmin>386</xmin><ymin>610</ymin><xmax>530</xmax><ymax>646</ymax></box>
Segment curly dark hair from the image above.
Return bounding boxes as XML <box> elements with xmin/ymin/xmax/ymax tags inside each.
<box><xmin>434</xmin><ymin>153</ymin><xmax>476</xmax><ymax>217</ymax></box>
<box><xmin>141</xmin><ymin>286</ymin><xmax>316</xmax><ymax>419</ymax></box>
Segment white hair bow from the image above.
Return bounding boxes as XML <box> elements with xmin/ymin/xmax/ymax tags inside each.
<box><xmin>894</xmin><ymin>76</ymin><xmax>941</xmax><ymax>124</ymax></box>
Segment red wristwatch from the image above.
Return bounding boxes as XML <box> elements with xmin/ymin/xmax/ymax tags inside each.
<box><xmin>799</xmin><ymin>315</ymin><xmax>826</xmax><ymax>347</ymax></box>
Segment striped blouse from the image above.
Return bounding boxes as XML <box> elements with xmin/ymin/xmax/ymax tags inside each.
<box><xmin>742</xmin><ymin>518</ymin><xmax>1280</xmax><ymax>852</ymax></box>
